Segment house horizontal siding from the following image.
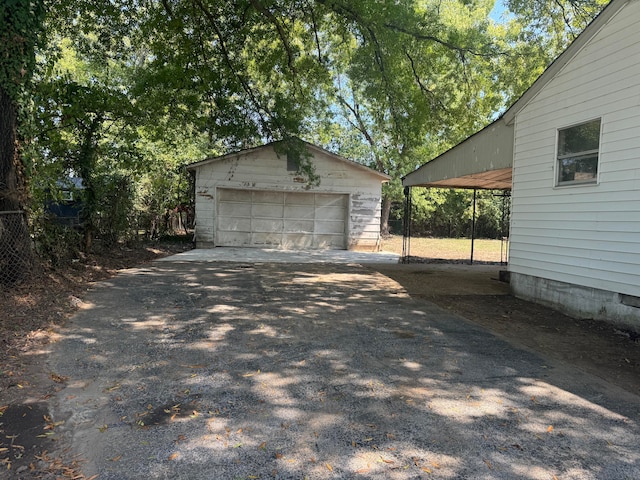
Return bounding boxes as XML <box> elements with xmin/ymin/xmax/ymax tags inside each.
<box><xmin>510</xmin><ymin>0</ymin><xmax>640</xmax><ymax>298</ymax></box>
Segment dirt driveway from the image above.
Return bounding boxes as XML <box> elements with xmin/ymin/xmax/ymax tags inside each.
<box><xmin>43</xmin><ymin>258</ymin><xmax>640</xmax><ymax>479</ymax></box>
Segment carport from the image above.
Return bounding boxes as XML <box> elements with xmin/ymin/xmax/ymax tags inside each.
<box><xmin>402</xmin><ymin>119</ymin><xmax>513</xmax><ymax>264</ymax></box>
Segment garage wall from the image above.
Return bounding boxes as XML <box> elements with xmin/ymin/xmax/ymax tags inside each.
<box><xmin>191</xmin><ymin>145</ymin><xmax>386</xmax><ymax>251</ymax></box>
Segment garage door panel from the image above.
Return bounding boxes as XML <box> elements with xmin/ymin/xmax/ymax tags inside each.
<box><xmin>316</xmin><ymin>194</ymin><xmax>346</xmax><ymax>207</ymax></box>
<box><xmin>282</xmin><ymin>233</ymin><xmax>314</xmax><ymax>248</ymax></box>
<box><xmin>284</xmin><ymin>220</ymin><xmax>314</xmax><ymax>233</ymax></box>
<box><xmin>217</xmin><ymin>231</ymin><xmax>251</xmax><ymax>246</ymax></box>
<box><xmin>219</xmin><ymin>189</ymin><xmax>251</xmax><ymax>202</ymax></box>
<box><xmin>218</xmin><ymin>217</ymin><xmax>251</xmax><ymax>232</ymax></box>
<box><xmin>252</xmin><ymin>219</ymin><xmax>284</xmax><ymax>233</ymax></box>
<box><xmin>284</xmin><ymin>205</ymin><xmax>315</xmax><ymax>219</ymax></box>
<box><xmin>285</xmin><ymin>192</ymin><xmax>315</xmax><ymax>205</ymax></box>
<box><xmin>253</xmin><ymin>191</ymin><xmax>284</xmax><ymax>204</ymax></box>
<box><xmin>313</xmin><ymin>234</ymin><xmax>345</xmax><ymax>249</ymax></box>
<box><xmin>251</xmin><ymin>232</ymin><xmax>282</xmax><ymax>246</ymax></box>
<box><xmin>218</xmin><ymin>202</ymin><xmax>251</xmax><ymax>216</ymax></box>
<box><xmin>315</xmin><ymin>206</ymin><xmax>345</xmax><ymax>220</ymax></box>
<box><xmin>252</xmin><ymin>204</ymin><xmax>284</xmax><ymax>218</ymax></box>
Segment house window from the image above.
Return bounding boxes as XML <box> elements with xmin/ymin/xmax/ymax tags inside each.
<box><xmin>557</xmin><ymin>118</ymin><xmax>601</xmax><ymax>185</ymax></box>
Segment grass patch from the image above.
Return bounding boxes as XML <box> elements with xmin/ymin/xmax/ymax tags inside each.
<box><xmin>381</xmin><ymin>235</ymin><xmax>508</xmax><ymax>263</ymax></box>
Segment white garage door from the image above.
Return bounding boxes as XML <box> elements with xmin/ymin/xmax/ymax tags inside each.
<box><xmin>216</xmin><ymin>189</ymin><xmax>347</xmax><ymax>249</ymax></box>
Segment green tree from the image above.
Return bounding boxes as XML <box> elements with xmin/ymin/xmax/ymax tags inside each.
<box><xmin>0</xmin><ymin>0</ymin><xmax>45</xmax><ymax>284</ymax></box>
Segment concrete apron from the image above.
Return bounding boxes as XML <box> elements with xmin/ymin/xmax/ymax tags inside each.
<box><xmin>156</xmin><ymin>247</ymin><xmax>402</xmax><ymax>264</ymax></box>
<box><xmin>48</xmin><ymin>259</ymin><xmax>640</xmax><ymax>479</ymax></box>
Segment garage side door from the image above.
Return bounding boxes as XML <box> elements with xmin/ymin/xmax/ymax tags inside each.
<box><xmin>216</xmin><ymin>189</ymin><xmax>347</xmax><ymax>249</ymax></box>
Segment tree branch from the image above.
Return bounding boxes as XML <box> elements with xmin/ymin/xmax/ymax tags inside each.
<box><xmin>248</xmin><ymin>0</ymin><xmax>297</xmax><ymax>74</ymax></box>
<box><xmin>404</xmin><ymin>50</ymin><xmax>447</xmax><ymax>112</ymax></box>
<box><xmin>191</xmin><ymin>0</ymin><xmax>273</xmax><ymax>137</ymax></box>
<box><xmin>384</xmin><ymin>23</ymin><xmax>504</xmax><ymax>58</ymax></box>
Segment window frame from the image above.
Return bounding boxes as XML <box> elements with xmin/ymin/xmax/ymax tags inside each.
<box><xmin>555</xmin><ymin>118</ymin><xmax>602</xmax><ymax>187</ymax></box>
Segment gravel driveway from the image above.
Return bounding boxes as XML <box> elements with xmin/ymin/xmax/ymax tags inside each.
<box><xmin>49</xmin><ymin>257</ymin><xmax>640</xmax><ymax>479</ymax></box>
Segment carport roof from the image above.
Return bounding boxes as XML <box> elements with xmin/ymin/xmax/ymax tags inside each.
<box><xmin>402</xmin><ymin>119</ymin><xmax>513</xmax><ymax>190</ymax></box>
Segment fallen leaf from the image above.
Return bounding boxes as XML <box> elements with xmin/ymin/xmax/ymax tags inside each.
<box><xmin>483</xmin><ymin>459</ymin><xmax>493</xmax><ymax>470</ymax></box>
<box><xmin>275</xmin><ymin>453</ymin><xmax>283</xmax><ymax>459</ymax></box>
<box><xmin>168</xmin><ymin>453</ymin><xmax>179</xmax><ymax>461</ymax></box>
<box><xmin>356</xmin><ymin>467</ymin><xmax>370</xmax><ymax>473</ymax></box>
<box><xmin>379</xmin><ymin>457</ymin><xmax>394</xmax><ymax>464</ymax></box>
<box><xmin>326</xmin><ymin>463</ymin><xmax>333</xmax><ymax>471</ymax></box>
<box><xmin>50</xmin><ymin>373</ymin><xmax>68</xmax><ymax>383</ymax></box>
<box><xmin>421</xmin><ymin>467</ymin><xmax>432</xmax><ymax>473</ymax></box>
<box><xmin>547</xmin><ymin>425</ymin><xmax>554</xmax><ymax>433</ymax></box>
<box><xmin>111</xmin><ymin>455</ymin><xmax>122</xmax><ymax>462</ymax></box>
<box><xmin>430</xmin><ymin>461</ymin><xmax>441</xmax><ymax>469</ymax></box>
<box><xmin>258</xmin><ymin>442</ymin><xmax>267</xmax><ymax>450</ymax></box>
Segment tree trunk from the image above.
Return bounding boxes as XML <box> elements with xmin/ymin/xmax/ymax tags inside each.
<box><xmin>380</xmin><ymin>195</ymin><xmax>392</xmax><ymax>236</ymax></box>
<box><xmin>0</xmin><ymin>86</ymin><xmax>32</xmax><ymax>285</ymax></box>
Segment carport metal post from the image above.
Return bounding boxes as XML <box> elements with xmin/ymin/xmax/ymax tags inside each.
<box><xmin>470</xmin><ymin>188</ymin><xmax>477</xmax><ymax>265</ymax></box>
<box><xmin>402</xmin><ymin>186</ymin><xmax>412</xmax><ymax>263</ymax></box>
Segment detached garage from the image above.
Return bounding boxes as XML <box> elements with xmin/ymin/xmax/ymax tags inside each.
<box><xmin>187</xmin><ymin>141</ymin><xmax>390</xmax><ymax>251</ymax></box>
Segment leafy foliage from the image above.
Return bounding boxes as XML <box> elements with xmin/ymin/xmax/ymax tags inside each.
<box><xmin>3</xmin><ymin>0</ymin><xmax>611</xmax><ymax>263</ymax></box>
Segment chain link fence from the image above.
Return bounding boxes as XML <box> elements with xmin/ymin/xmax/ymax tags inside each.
<box><xmin>0</xmin><ymin>210</ymin><xmax>33</xmax><ymax>286</ymax></box>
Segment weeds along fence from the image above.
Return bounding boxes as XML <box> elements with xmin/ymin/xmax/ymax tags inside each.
<box><xmin>0</xmin><ymin>210</ymin><xmax>33</xmax><ymax>286</ymax></box>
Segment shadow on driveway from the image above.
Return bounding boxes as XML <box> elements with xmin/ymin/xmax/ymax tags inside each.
<box><xmin>49</xmin><ymin>261</ymin><xmax>640</xmax><ymax>479</ymax></box>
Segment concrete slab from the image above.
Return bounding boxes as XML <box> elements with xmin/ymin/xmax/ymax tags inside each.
<box><xmin>156</xmin><ymin>247</ymin><xmax>401</xmax><ymax>264</ymax></box>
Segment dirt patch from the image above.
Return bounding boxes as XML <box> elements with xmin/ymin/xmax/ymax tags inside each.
<box><xmin>0</xmin><ymin>240</ymin><xmax>192</xmax><ymax>479</ymax></box>
<box><xmin>370</xmin><ymin>262</ymin><xmax>640</xmax><ymax>397</ymax></box>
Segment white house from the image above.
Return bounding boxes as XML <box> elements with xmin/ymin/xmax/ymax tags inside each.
<box><xmin>403</xmin><ymin>0</ymin><xmax>640</xmax><ymax>331</ymax></box>
<box><xmin>187</xmin><ymin>140</ymin><xmax>390</xmax><ymax>251</ymax></box>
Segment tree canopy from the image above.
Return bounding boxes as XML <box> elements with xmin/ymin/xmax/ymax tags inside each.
<box><xmin>0</xmin><ymin>0</ymin><xmax>610</xmax><ymax>272</ymax></box>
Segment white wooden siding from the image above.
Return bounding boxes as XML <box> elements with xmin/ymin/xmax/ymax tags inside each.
<box><xmin>193</xmin><ymin>146</ymin><xmax>385</xmax><ymax>250</ymax></box>
<box><xmin>510</xmin><ymin>0</ymin><xmax>640</xmax><ymax>297</ymax></box>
